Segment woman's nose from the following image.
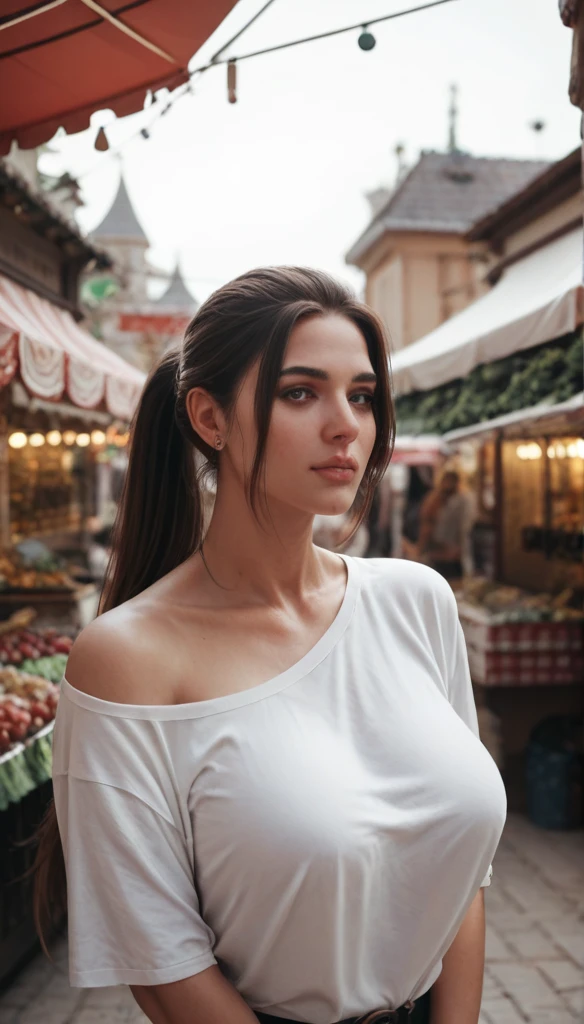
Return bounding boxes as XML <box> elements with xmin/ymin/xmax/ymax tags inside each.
<box><xmin>324</xmin><ymin>398</ymin><xmax>359</xmax><ymax>443</ymax></box>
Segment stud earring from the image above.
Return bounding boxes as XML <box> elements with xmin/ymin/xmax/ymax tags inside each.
<box><xmin>214</xmin><ymin>436</ymin><xmax>223</xmax><ymax>450</ymax></box>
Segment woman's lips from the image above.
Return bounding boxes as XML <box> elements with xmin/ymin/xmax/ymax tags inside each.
<box><xmin>312</xmin><ymin>466</ymin><xmax>356</xmax><ymax>483</ymax></box>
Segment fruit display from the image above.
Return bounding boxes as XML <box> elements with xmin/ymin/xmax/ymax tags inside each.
<box><xmin>0</xmin><ymin>668</ymin><xmax>60</xmax><ymax>752</ymax></box>
<box><xmin>0</xmin><ymin>551</ymin><xmax>76</xmax><ymax>592</ymax></box>
<box><xmin>455</xmin><ymin>578</ymin><xmax>584</xmax><ymax>623</ymax></box>
<box><xmin>0</xmin><ymin>626</ymin><xmax>73</xmax><ymax>668</ymax></box>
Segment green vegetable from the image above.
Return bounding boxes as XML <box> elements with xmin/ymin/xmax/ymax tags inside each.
<box><xmin>20</xmin><ymin>654</ymin><xmax>68</xmax><ymax>683</ymax></box>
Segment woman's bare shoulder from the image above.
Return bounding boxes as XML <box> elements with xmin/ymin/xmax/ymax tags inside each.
<box><xmin>65</xmin><ymin>598</ymin><xmax>179</xmax><ymax>705</ymax></box>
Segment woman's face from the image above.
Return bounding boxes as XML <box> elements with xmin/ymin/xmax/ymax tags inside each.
<box><xmin>227</xmin><ymin>314</ymin><xmax>378</xmax><ymax>518</ymax></box>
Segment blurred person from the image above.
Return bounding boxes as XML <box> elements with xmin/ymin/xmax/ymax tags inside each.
<box><xmin>36</xmin><ymin>268</ymin><xmax>505</xmax><ymax>1024</ymax></box>
<box><xmin>418</xmin><ymin>471</ymin><xmax>477</xmax><ymax>581</ymax></box>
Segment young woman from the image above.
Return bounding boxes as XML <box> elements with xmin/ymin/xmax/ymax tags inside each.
<box><xmin>37</xmin><ymin>267</ymin><xmax>507</xmax><ymax>1024</ymax></box>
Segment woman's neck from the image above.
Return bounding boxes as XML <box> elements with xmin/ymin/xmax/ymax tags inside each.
<box><xmin>200</xmin><ymin>473</ymin><xmax>332</xmax><ymax>605</ymax></box>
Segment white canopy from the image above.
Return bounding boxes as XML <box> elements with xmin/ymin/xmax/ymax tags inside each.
<box><xmin>391</xmin><ymin>228</ymin><xmax>584</xmax><ymax>395</ymax></box>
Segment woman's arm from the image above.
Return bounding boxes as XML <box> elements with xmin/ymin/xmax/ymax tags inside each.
<box><xmin>430</xmin><ymin>889</ymin><xmax>486</xmax><ymax>1024</ymax></box>
<box><xmin>131</xmin><ymin>964</ymin><xmax>260</xmax><ymax>1024</ymax></box>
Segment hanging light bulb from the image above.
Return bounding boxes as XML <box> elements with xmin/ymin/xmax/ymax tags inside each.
<box><xmin>62</xmin><ymin>430</ymin><xmax>77</xmax><ymax>446</ymax></box>
<box><xmin>227</xmin><ymin>59</ymin><xmax>237</xmax><ymax>103</ymax></box>
<box><xmin>91</xmin><ymin>429</ymin><xmax>106</xmax><ymax>447</ymax></box>
<box><xmin>8</xmin><ymin>432</ymin><xmax>27</xmax><ymax>449</ymax></box>
<box><xmin>94</xmin><ymin>126</ymin><xmax>109</xmax><ymax>151</ymax></box>
<box><xmin>76</xmin><ymin>433</ymin><xmax>91</xmax><ymax>448</ymax></box>
<box><xmin>29</xmin><ymin>433</ymin><xmax>45</xmax><ymax>447</ymax></box>
<box><xmin>46</xmin><ymin>430</ymin><xmax>62</xmax><ymax>446</ymax></box>
<box><xmin>358</xmin><ymin>25</ymin><xmax>376</xmax><ymax>50</ymax></box>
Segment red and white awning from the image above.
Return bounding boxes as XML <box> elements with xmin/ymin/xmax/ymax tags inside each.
<box><xmin>0</xmin><ymin>275</ymin><xmax>144</xmax><ymax>420</ymax></box>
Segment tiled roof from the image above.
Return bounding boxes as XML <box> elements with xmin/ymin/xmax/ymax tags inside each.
<box><xmin>155</xmin><ymin>266</ymin><xmax>197</xmax><ymax>311</ymax></box>
<box><xmin>92</xmin><ymin>176</ymin><xmax>148</xmax><ymax>242</ymax></box>
<box><xmin>346</xmin><ymin>151</ymin><xmax>549</xmax><ymax>265</ymax></box>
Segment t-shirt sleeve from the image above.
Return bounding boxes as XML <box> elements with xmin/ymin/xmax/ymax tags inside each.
<box><xmin>53</xmin><ymin>774</ymin><xmax>218</xmax><ymax>987</ymax></box>
<box><xmin>446</xmin><ymin>598</ymin><xmax>494</xmax><ymax>889</ymax></box>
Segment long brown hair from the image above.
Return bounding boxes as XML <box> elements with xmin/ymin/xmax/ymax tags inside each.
<box><xmin>33</xmin><ymin>266</ymin><xmax>395</xmax><ymax>947</ymax></box>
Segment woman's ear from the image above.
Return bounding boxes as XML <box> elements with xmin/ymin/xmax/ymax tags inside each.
<box><xmin>186</xmin><ymin>388</ymin><xmax>227</xmax><ymax>449</ymax></box>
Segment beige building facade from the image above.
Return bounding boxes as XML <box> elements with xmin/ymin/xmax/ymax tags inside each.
<box><xmin>346</xmin><ymin>151</ymin><xmax>548</xmax><ymax>352</ymax></box>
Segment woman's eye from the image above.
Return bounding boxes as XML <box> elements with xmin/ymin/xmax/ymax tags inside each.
<box><xmin>350</xmin><ymin>392</ymin><xmax>375</xmax><ymax>406</ymax></box>
<box><xmin>281</xmin><ymin>387</ymin><xmax>313</xmax><ymax>401</ymax></box>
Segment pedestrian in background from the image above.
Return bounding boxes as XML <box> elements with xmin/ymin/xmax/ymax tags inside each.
<box><xmin>417</xmin><ymin>470</ymin><xmax>477</xmax><ymax>581</ymax></box>
<box><xmin>36</xmin><ymin>268</ymin><xmax>505</xmax><ymax>1024</ymax></box>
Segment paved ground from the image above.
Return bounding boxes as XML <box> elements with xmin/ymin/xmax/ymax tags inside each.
<box><xmin>0</xmin><ymin>813</ymin><xmax>582</xmax><ymax>1024</ymax></box>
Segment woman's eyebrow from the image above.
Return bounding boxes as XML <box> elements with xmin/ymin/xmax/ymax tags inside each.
<box><xmin>279</xmin><ymin>366</ymin><xmax>377</xmax><ymax>383</ymax></box>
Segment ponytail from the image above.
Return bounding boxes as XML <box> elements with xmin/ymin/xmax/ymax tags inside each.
<box><xmin>34</xmin><ymin>351</ymin><xmax>204</xmax><ymax>950</ymax></box>
<box><xmin>101</xmin><ymin>350</ymin><xmax>202</xmax><ymax>613</ymax></box>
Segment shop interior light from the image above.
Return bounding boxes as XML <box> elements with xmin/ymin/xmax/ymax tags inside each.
<box><xmin>517</xmin><ymin>443</ymin><xmax>542</xmax><ymax>460</ymax></box>
<box><xmin>46</xmin><ymin>430</ymin><xmax>62</xmax><ymax>446</ymax></box>
<box><xmin>62</xmin><ymin>430</ymin><xmax>77</xmax><ymax>446</ymax></box>
<box><xmin>567</xmin><ymin>443</ymin><xmax>578</xmax><ymax>458</ymax></box>
<box><xmin>76</xmin><ymin>433</ymin><xmax>90</xmax><ymax>447</ymax></box>
<box><xmin>577</xmin><ymin>439</ymin><xmax>584</xmax><ymax>458</ymax></box>
<box><xmin>90</xmin><ymin>430</ymin><xmax>106</xmax><ymax>446</ymax></box>
<box><xmin>555</xmin><ymin>443</ymin><xmax>567</xmax><ymax>459</ymax></box>
<box><xmin>8</xmin><ymin>432</ymin><xmax>27</xmax><ymax>449</ymax></box>
<box><xmin>547</xmin><ymin>445</ymin><xmax>556</xmax><ymax>459</ymax></box>
<box><xmin>29</xmin><ymin>433</ymin><xmax>45</xmax><ymax>447</ymax></box>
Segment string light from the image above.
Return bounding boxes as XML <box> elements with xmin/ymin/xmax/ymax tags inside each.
<box><xmin>29</xmin><ymin>433</ymin><xmax>45</xmax><ymax>448</ymax></box>
<box><xmin>76</xmin><ymin>433</ymin><xmax>91</xmax><ymax>448</ymax></box>
<box><xmin>46</xmin><ymin>430</ymin><xmax>62</xmax><ymax>446</ymax></box>
<box><xmin>62</xmin><ymin>430</ymin><xmax>77</xmax><ymax>446</ymax></box>
<box><xmin>8</xmin><ymin>432</ymin><xmax>27</xmax><ymax>449</ymax></box>
<box><xmin>358</xmin><ymin>25</ymin><xmax>376</xmax><ymax>50</ymax></box>
<box><xmin>91</xmin><ymin>430</ymin><xmax>107</xmax><ymax>446</ymax></box>
<box><xmin>77</xmin><ymin>0</ymin><xmax>457</xmax><ymax>179</ymax></box>
<box><xmin>516</xmin><ymin>443</ymin><xmax>542</xmax><ymax>460</ymax></box>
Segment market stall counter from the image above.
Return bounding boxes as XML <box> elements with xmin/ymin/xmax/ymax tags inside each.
<box><xmin>454</xmin><ymin>577</ymin><xmax>584</xmax><ymax>816</ymax></box>
<box><xmin>0</xmin><ymin>610</ymin><xmax>74</xmax><ymax>987</ymax></box>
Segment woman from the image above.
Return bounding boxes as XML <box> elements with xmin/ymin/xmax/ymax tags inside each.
<box><xmin>37</xmin><ymin>268</ymin><xmax>506</xmax><ymax>1024</ymax></box>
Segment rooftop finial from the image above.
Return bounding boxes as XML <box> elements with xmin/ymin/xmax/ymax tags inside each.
<box><xmin>448</xmin><ymin>83</ymin><xmax>459</xmax><ymax>153</ymax></box>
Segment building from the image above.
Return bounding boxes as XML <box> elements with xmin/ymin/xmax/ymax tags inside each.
<box><xmin>346</xmin><ymin>149</ymin><xmax>548</xmax><ymax>351</ymax></box>
<box><xmin>87</xmin><ymin>176</ymin><xmax>198</xmax><ymax>372</ymax></box>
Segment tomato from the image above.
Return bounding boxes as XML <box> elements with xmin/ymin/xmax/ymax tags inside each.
<box><xmin>0</xmin><ymin>728</ymin><xmax>11</xmax><ymax>753</ymax></box>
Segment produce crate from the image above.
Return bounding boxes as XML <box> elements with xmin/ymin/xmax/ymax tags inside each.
<box><xmin>457</xmin><ymin>602</ymin><xmax>584</xmax><ymax>654</ymax></box>
<box><xmin>467</xmin><ymin>647</ymin><xmax>584</xmax><ymax>686</ymax></box>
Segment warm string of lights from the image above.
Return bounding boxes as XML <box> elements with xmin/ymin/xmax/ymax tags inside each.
<box><xmin>516</xmin><ymin>440</ymin><xmax>584</xmax><ymax>461</ymax></box>
<box><xmin>86</xmin><ymin>0</ymin><xmax>457</xmax><ymax>163</ymax></box>
<box><xmin>8</xmin><ymin>428</ymin><xmax>129</xmax><ymax>451</ymax></box>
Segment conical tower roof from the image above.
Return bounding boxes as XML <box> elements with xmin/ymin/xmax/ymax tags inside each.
<box><xmin>92</xmin><ymin>176</ymin><xmax>148</xmax><ymax>241</ymax></box>
<box><xmin>155</xmin><ymin>266</ymin><xmax>198</xmax><ymax>312</ymax></box>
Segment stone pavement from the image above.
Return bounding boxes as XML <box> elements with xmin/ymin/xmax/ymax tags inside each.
<box><xmin>0</xmin><ymin>813</ymin><xmax>582</xmax><ymax>1024</ymax></box>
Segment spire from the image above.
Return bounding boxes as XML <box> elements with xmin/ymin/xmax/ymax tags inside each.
<box><xmin>448</xmin><ymin>83</ymin><xmax>459</xmax><ymax>154</ymax></box>
<box><xmin>155</xmin><ymin>265</ymin><xmax>197</xmax><ymax>312</ymax></box>
<box><xmin>92</xmin><ymin>175</ymin><xmax>148</xmax><ymax>242</ymax></box>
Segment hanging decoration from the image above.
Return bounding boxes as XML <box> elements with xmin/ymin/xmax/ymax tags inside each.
<box><xmin>0</xmin><ymin>329</ymin><xmax>18</xmax><ymax>389</ymax></box>
<box><xmin>227</xmin><ymin>60</ymin><xmax>237</xmax><ymax>103</ymax></box>
<box><xmin>18</xmin><ymin>335</ymin><xmax>65</xmax><ymax>401</ymax></box>
<box><xmin>358</xmin><ymin>26</ymin><xmax>376</xmax><ymax>50</ymax></box>
<box><xmin>94</xmin><ymin>126</ymin><xmax>109</xmax><ymax>151</ymax></box>
<box><xmin>67</xmin><ymin>357</ymin><xmax>106</xmax><ymax>409</ymax></box>
<box><xmin>77</xmin><ymin>0</ymin><xmax>457</xmax><ymax>178</ymax></box>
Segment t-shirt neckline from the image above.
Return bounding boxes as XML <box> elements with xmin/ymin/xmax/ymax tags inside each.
<box><xmin>61</xmin><ymin>553</ymin><xmax>361</xmax><ymax>721</ymax></box>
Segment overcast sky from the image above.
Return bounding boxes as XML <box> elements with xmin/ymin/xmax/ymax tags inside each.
<box><xmin>41</xmin><ymin>0</ymin><xmax>580</xmax><ymax>304</ymax></box>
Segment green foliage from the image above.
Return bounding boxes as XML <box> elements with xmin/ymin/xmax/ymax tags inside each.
<box><xmin>395</xmin><ymin>330</ymin><xmax>583</xmax><ymax>435</ymax></box>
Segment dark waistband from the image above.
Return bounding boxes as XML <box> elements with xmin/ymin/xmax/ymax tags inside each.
<box><xmin>255</xmin><ymin>989</ymin><xmax>430</xmax><ymax>1024</ymax></box>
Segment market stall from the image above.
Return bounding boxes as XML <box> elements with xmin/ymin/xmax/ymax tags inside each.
<box><xmin>0</xmin><ymin>163</ymin><xmax>143</xmax><ymax>984</ymax></box>
<box><xmin>443</xmin><ymin>399</ymin><xmax>584</xmax><ymax>816</ymax></box>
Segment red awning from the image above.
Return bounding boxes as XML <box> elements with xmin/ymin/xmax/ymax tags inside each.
<box><xmin>0</xmin><ymin>0</ymin><xmax>237</xmax><ymax>154</ymax></box>
<box><xmin>0</xmin><ymin>274</ymin><xmax>145</xmax><ymax>419</ymax></box>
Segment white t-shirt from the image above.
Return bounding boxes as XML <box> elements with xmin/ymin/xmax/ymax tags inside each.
<box><xmin>52</xmin><ymin>557</ymin><xmax>506</xmax><ymax>1022</ymax></box>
